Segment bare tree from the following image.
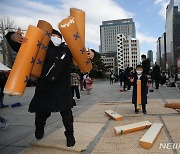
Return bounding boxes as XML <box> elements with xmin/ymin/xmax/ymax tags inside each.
<box><xmin>0</xmin><ymin>14</ymin><xmax>15</xmax><ymax>68</ymax></box>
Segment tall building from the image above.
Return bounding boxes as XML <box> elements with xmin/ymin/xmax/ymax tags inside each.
<box><xmin>166</xmin><ymin>0</ymin><xmax>180</xmax><ymax>73</ymax></box>
<box><xmin>147</xmin><ymin>50</ymin><xmax>153</xmax><ymax>63</ymax></box>
<box><xmin>117</xmin><ymin>34</ymin><xmax>140</xmax><ymax>73</ymax></box>
<box><xmin>100</xmin><ymin>18</ymin><xmax>136</xmax><ymax>54</ymax></box>
<box><xmin>160</xmin><ymin>33</ymin><xmax>167</xmax><ymax>71</ymax></box>
<box><xmin>156</xmin><ymin>37</ymin><xmax>161</xmax><ymax>66</ymax></box>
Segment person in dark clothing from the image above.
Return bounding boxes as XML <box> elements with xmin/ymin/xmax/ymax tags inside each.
<box><xmin>109</xmin><ymin>73</ymin><xmax>114</xmax><ymax>85</ymax></box>
<box><xmin>141</xmin><ymin>54</ymin><xmax>150</xmax><ymax>75</ymax></box>
<box><xmin>119</xmin><ymin>69</ymin><xmax>124</xmax><ymax>87</ymax></box>
<box><xmin>5</xmin><ymin>28</ymin><xmax>94</xmax><ymax>147</ymax></box>
<box><xmin>0</xmin><ymin>71</ymin><xmax>9</xmax><ymax>108</ymax></box>
<box><xmin>79</xmin><ymin>72</ymin><xmax>84</xmax><ymax>90</ymax></box>
<box><xmin>160</xmin><ymin>72</ymin><xmax>166</xmax><ymax>85</ymax></box>
<box><xmin>152</xmin><ymin>63</ymin><xmax>161</xmax><ymax>89</ymax></box>
<box><xmin>131</xmin><ymin>65</ymin><xmax>150</xmax><ymax>114</ymax></box>
<box><xmin>70</xmin><ymin>67</ymin><xmax>80</xmax><ymax>100</ymax></box>
<box><xmin>122</xmin><ymin>67</ymin><xmax>131</xmax><ymax>91</ymax></box>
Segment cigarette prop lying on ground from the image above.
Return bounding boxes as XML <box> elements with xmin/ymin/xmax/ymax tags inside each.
<box><xmin>114</xmin><ymin>121</ymin><xmax>152</xmax><ymax>135</ymax></box>
<box><xmin>140</xmin><ymin>123</ymin><xmax>163</xmax><ymax>149</ymax></box>
<box><xmin>105</xmin><ymin>110</ymin><xmax>123</xmax><ymax>121</ymax></box>
<box><xmin>164</xmin><ymin>102</ymin><xmax>180</xmax><ymax>109</ymax></box>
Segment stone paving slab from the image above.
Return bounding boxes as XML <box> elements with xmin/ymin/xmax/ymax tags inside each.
<box><xmin>113</xmin><ymin>99</ymin><xmax>177</xmax><ymax>118</ymax></box>
<box><xmin>21</xmin><ymin>146</ymin><xmax>78</xmax><ymax>154</ymax></box>
<box><xmin>146</xmin><ymin>99</ymin><xmax>178</xmax><ymax>115</ymax></box>
<box><xmin>12</xmin><ymin>125</ymin><xmax>60</xmax><ymax>147</ymax></box>
<box><xmin>162</xmin><ymin>116</ymin><xmax>180</xmax><ymax>154</ymax></box>
<box><xmin>92</xmin><ymin>116</ymin><xmax>172</xmax><ymax>154</ymax></box>
<box><xmin>28</xmin><ymin>122</ymin><xmax>104</xmax><ymax>153</ymax></box>
<box><xmin>0</xmin><ymin>146</ymin><xmax>25</xmax><ymax>154</ymax></box>
<box><xmin>20</xmin><ymin>100</ymin><xmax>179</xmax><ymax>154</ymax></box>
<box><xmin>0</xmin><ymin>125</ymin><xmax>34</xmax><ymax>145</ymax></box>
<box><xmin>74</xmin><ymin>103</ymin><xmax>118</xmax><ymax>123</ymax></box>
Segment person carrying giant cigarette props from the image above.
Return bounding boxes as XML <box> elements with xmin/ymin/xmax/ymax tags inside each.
<box><xmin>130</xmin><ymin>65</ymin><xmax>150</xmax><ymax>114</ymax></box>
<box><xmin>5</xmin><ymin>28</ymin><xmax>94</xmax><ymax>147</ymax></box>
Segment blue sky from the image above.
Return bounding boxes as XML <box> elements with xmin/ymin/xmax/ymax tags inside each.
<box><xmin>0</xmin><ymin>0</ymin><xmax>170</xmax><ymax>58</ymax></box>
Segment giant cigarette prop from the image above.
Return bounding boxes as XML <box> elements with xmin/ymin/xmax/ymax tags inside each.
<box><xmin>114</xmin><ymin>121</ymin><xmax>152</xmax><ymax>135</ymax></box>
<box><xmin>105</xmin><ymin>110</ymin><xmax>123</xmax><ymax>121</ymax></box>
<box><xmin>70</xmin><ymin>8</ymin><xmax>85</xmax><ymax>66</ymax></box>
<box><xmin>140</xmin><ymin>123</ymin><xmax>163</xmax><ymax>149</ymax></box>
<box><xmin>164</xmin><ymin>102</ymin><xmax>180</xmax><ymax>109</ymax></box>
<box><xmin>70</xmin><ymin>8</ymin><xmax>85</xmax><ymax>44</ymax></box>
<box><xmin>4</xmin><ymin>25</ymin><xmax>44</xmax><ymax>95</ymax></box>
<box><xmin>58</xmin><ymin>16</ymin><xmax>92</xmax><ymax>73</ymax></box>
<box><xmin>31</xmin><ymin>20</ymin><xmax>53</xmax><ymax>78</ymax></box>
<box><xmin>137</xmin><ymin>79</ymin><xmax>142</xmax><ymax>110</ymax></box>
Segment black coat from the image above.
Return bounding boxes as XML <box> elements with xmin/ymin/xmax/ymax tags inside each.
<box><xmin>153</xmin><ymin>65</ymin><xmax>161</xmax><ymax>80</ymax></box>
<box><xmin>142</xmin><ymin>59</ymin><xmax>150</xmax><ymax>75</ymax></box>
<box><xmin>132</xmin><ymin>73</ymin><xmax>148</xmax><ymax>105</ymax></box>
<box><xmin>6</xmin><ymin>32</ymin><xmax>74</xmax><ymax>112</ymax></box>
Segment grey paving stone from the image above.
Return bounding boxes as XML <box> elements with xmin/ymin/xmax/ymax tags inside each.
<box><xmin>0</xmin><ymin>80</ymin><xmax>179</xmax><ymax>153</ymax></box>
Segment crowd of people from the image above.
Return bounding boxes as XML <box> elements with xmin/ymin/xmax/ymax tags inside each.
<box><xmin>109</xmin><ymin>54</ymin><xmax>179</xmax><ymax>114</ymax></box>
<box><xmin>109</xmin><ymin>55</ymin><xmax>177</xmax><ymax>90</ymax></box>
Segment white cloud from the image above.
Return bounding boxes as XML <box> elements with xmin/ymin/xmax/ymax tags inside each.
<box><xmin>0</xmin><ymin>0</ymin><xmax>133</xmax><ymax>51</ymax></box>
<box><xmin>136</xmin><ymin>32</ymin><xmax>157</xmax><ymax>55</ymax></box>
<box><xmin>0</xmin><ymin>0</ymin><xmax>159</xmax><ymax>55</ymax></box>
<box><xmin>154</xmin><ymin>0</ymin><xmax>169</xmax><ymax>19</ymax></box>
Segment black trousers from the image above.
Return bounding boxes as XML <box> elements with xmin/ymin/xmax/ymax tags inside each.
<box><xmin>35</xmin><ymin>109</ymin><xmax>74</xmax><ymax>136</ymax></box>
<box><xmin>71</xmin><ymin>86</ymin><xmax>80</xmax><ymax>99</ymax></box>
<box><xmin>155</xmin><ymin>79</ymin><xmax>160</xmax><ymax>89</ymax></box>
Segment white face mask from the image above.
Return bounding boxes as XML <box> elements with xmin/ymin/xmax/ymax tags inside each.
<box><xmin>136</xmin><ymin>70</ymin><xmax>142</xmax><ymax>75</ymax></box>
<box><xmin>51</xmin><ymin>36</ymin><xmax>61</xmax><ymax>46</ymax></box>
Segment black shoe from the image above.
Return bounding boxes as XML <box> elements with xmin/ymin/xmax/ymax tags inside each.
<box><xmin>135</xmin><ymin>109</ymin><xmax>139</xmax><ymax>114</ymax></box>
<box><xmin>66</xmin><ymin>135</ymin><xmax>75</xmax><ymax>147</ymax></box>
<box><xmin>35</xmin><ymin>127</ymin><xmax>44</xmax><ymax>139</ymax></box>
<box><xmin>143</xmin><ymin>111</ymin><xmax>147</xmax><ymax>114</ymax></box>
<box><xmin>0</xmin><ymin>104</ymin><xmax>9</xmax><ymax>108</ymax></box>
<box><xmin>64</xmin><ymin>131</ymin><xmax>76</xmax><ymax>147</ymax></box>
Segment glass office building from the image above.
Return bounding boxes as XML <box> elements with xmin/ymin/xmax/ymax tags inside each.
<box><xmin>166</xmin><ymin>0</ymin><xmax>180</xmax><ymax>72</ymax></box>
<box><xmin>100</xmin><ymin>18</ymin><xmax>136</xmax><ymax>54</ymax></box>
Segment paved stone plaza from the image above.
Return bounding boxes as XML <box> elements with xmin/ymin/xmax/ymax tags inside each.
<box><xmin>0</xmin><ymin>80</ymin><xmax>179</xmax><ymax>154</ymax></box>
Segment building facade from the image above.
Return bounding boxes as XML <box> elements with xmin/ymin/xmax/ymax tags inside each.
<box><xmin>156</xmin><ymin>37</ymin><xmax>161</xmax><ymax>67</ymax></box>
<box><xmin>147</xmin><ymin>50</ymin><xmax>153</xmax><ymax>63</ymax></box>
<box><xmin>100</xmin><ymin>18</ymin><xmax>136</xmax><ymax>54</ymax></box>
<box><xmin>160</xmin><ymin>33</ymin><xmax>167</xmax><ymax>71</ymax></box>
<box><xmin>166</xmin><ymin>0</ymin><xmax>180</xmax><ymax>73</ymax></box>
<box><xmin>116</xmin><ymin>34</ymin><xmax>140</xmax><ymax>73</ymax></box>
<box><xmin>101</xmin><ymin>53</ymin><xmax>116</xmax><ymax>75</ymax></box>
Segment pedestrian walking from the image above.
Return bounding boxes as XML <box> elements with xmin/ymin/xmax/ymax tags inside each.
<box><xmin>152</xmin><ymin>63</ymin><xmax>161</xmax><ymax>89</ymax></box>
<box><xmin>71</xmin><ymin>68</ymin><xmax>80</xmax><ymax>100</ymax></box>
<box><xmin>85</xmin><ymin>74</ymin><xmax>93</xmax><ymax>95</ymax></box>
<box><xmin>109</xmin><ymin>73</ymin><xmax>114</xmax><ymax>85</ymax></box>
